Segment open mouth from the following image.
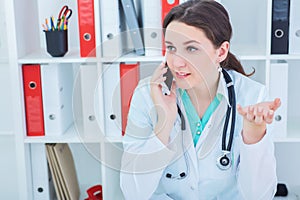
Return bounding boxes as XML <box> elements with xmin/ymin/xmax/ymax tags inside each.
<box><xmin>175</xmin><ymin>71</ymin><xmax>191</xmax><ymax>79</ymax></box>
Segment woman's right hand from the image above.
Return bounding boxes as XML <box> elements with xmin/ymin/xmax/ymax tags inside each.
<box><xmin>150</xmin><ymin>62</ymin><xmax>177</xmax><ymax>145</ymax></box>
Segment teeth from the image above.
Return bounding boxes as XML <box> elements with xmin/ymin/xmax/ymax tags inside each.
<box><xmin>178</xmin><ymin>72</ymin><xmax>187</xmax><ymax>75</ymax></box>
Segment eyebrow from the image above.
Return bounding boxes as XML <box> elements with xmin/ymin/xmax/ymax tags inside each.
<box><xmin>183</xmin><ymin>40</ymin><xmax>201</xmax><ymax>45</ymax></box>
<box><xmin>165</xmin><ymin>40</ymin><xmax>201</xmax><ymax>45</ymax></box>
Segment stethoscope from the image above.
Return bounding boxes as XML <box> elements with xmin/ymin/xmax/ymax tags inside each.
<box><xmin>165</xmin><ymin>69</ymin><xmax>236</xmax><ymax>180</ymax></box>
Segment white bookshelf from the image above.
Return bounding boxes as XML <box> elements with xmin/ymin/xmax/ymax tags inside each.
<box><xmin>2</xmin><ymin>0</ymin><xmax>300</xmax><ymax>199</ymax></box>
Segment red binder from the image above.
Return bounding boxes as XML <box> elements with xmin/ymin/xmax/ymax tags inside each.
<box><xmin>161</xmin><ymin>0</ymin><xmax>179</xmax><ymax>55</ymax></box>
<box><xmin>77</xmin><ymin>0</ymin><xmax>96</xmax><ymax>57</ymax></box>
<box><xmin>22</xmin><ymin>64</ymin><xmax>45</xmax><ymax>136</ymax></box>
<box><xmin>120</xmin><ymin>62</ymin><xmax>140</xmax><ymax>135</ymax></box>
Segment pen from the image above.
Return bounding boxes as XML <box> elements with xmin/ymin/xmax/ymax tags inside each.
<box><xmin>50</xmin><ymin>16</ymin><xmax>55</xmax><ymax>31</ymax></box>
<box><xmin>45</xmin><ymin>18</ymin><xmax>50</xmax><ymax>31</ymax></box>
<box><xmin>59</xmin><ymin>16</ymin><xmax>65</xmax><ymax>30</ymax></box>
<box><xmin>64</xmin><ymin>18</ymin><xmax>67</xmax><ymax>30</ymax></box>
<box><xmin>42</xmin><ymin>24</ymin><xmax>48</xmax><ymax>31</ymax></box>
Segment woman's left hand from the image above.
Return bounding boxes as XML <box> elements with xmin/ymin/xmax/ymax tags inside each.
<box><xmin>237</xmin><ymin>98</ymin><xmax>281</xmax><ymax>144</ymax></box>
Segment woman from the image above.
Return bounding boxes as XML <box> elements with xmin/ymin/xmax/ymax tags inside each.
<box><xmin>120</xmin><ymin>0</ymin><xmax>280</xmax><ymax>199</ymax></box>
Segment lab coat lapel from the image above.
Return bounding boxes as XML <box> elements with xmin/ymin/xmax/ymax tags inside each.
<box><xmin>175</xmin><ymin>92</ymin><xmax>199</xmax><ymax>175</ymax></box>
<box><xmin>195</xmin><ymin>71</ymin><xmax>231</xmax><ymax>159</ymax></box>
<box><xmin>196</xmin><ymin>99</ymin><xmax>227</xmax><ymax>159</ymax></box>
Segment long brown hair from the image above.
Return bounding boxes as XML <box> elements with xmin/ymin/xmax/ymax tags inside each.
<box><xmin>163</xmin><ymin>0</ymin><xmax>252</xmax><ymax>76</ymax></box>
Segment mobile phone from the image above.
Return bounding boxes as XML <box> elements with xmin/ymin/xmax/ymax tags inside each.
<box><xmin>163</xmin><ymin>64</ymin><xmax>173</xmax><ymax>95</ymax></box>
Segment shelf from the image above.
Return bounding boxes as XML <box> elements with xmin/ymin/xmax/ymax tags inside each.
<box><xmin>100</xmin><ymin>53</ymin><xmax>163</xmax><ymax>63</ymax></box>
<box><xmin>6</xmin><ymin>0</ymin><xmax>300</xmax><ymax>199</ymax></box>
<box><xmin>238</xmin><ymin>55</ymin><xmax>268</xmax><ymax>61</ymax></box>
<box><xmin>18</xmin><ymin>50</ymin><xmax>164</xmax><ymax>64</ymax></box>
<box><xmin>104</xmin><ymin>136</ymin><xmax>123</xmax><ymax>143</ymax></box>
<box><xmin>18</xmin><ymin>49</ymin><xmax>97</xmax><ymax>64</ymax></box>
<box><xmin>24</xmin><ymin>124</ymin><xmax>104</xmax><ymax>143</ymax></box>
<box><xmin>269</xmin><ymin>54</ymin><xmax>300</xmax><ymax>60</ymax></box>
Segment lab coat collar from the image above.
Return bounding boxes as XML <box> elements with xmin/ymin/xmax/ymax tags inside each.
<box><xmin>195</xmin><ymin>71</ymin><xmax>231</xmax><ymax>158</ymax></box>
<box><xmin>174</xmin><ymin>75</ymin><xmax>229</xmax><ymax>159</ymax></box>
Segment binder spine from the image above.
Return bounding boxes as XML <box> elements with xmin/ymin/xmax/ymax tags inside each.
<box><xmin>120</xmin><ymin>62</ymin><xmax>140</xmax><ymax>135</ymax></box>
<box><xmin>271</xmin><ymin>0</ymin><xmax>290</xmax><ymax>54</ymax></box>
<box><xmin>269</xmin><ymin>62</ymin><xmax>288</xmax><ymax>138</ymax></box>
<box><xmin>161</xmin><ymin>0</ymin><xmax>179</xmax><ymax>55</ymax></box>
<box><xmin>288</xmin><ymin>0</ymin><xmax>300</xmax><ymax>54</ymax></box>
<box><xmin>120</xmin><ymin>0</ymin><xmax>145</xmax><ymax>56</ymax></box>
<box><xmin>22</xmin><ymin>64</ymin><xmax>45</xmax><ymax>136</ymax></box>
<box><xmin>77</xmin><ymin>0</ymin><xmax>96</xmax><ymax>57</ymax></box>
<box><xmin>100</xmin><ymin>0</ymin><xmax>124</xmax><ymax>58</ymax></box>
<box><xmin>78</xmin><ymin>64</ymin><xmax>100</xmax><ymax>137</ymax></box>
<box><xmin>103</xmin><ymin>63</ymin><xmax>122</xmax><ymax>136</ymax></box>
<box><xmin>141</xmin><ymin>0</ymin><xmax>162</xmax><ymax>56</ymax></box>
<box><xmin>31</xmin><ymin>144</ymin><xmax>53</xmax><ymax>200</ymax></box>
<box><xmin>40</xmin><ymin>64</ymin><xmax>73</xmax><ymax>136</ymax></box>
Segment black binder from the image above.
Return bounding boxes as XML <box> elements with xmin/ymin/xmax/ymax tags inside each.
<box><xmin>271</xmin><ymin>0</ymin><xmax>290</xmax><ymax>54</ymax></box>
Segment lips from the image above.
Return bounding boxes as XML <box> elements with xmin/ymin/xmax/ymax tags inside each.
<box><xmin>175</xmin><ymin>71</ymin><xmax>191</xmax><ymax>79</ymax></box>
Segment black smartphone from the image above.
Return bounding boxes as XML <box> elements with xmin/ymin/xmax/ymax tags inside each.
<box><xmin>164</xmin><ymin>64</ymin><xmax>173</xmax><ymax>95</ymax></box>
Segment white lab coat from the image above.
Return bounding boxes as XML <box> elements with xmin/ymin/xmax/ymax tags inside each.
<box><xmin>120</xmin><ymin>70</ymin><xmax>277</xmax><ymax>200</ymax></box>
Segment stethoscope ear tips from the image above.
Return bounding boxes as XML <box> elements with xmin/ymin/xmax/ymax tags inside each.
<box><xmin>217</xmin><ymin>154</ymin><xmax>231</xmax><ymax>170</ymax></box>
<box><xmin>165</xmin><ymin>172</ymin><xmax>187</xmax><ymax>179</ymax></box>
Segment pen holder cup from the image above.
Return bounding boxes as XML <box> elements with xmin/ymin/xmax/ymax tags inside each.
<box><xmin>44</xmin><ymin>30</ymin><xmax>68</xmax><ymax>57</ymax></box>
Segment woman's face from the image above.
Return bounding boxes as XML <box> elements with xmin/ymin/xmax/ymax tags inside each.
<box><xmin>165</xmin><ymin>21</ymin><xmax>226</xmax><ymax>91</ymax></box>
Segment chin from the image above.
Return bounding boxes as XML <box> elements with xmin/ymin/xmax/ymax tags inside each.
<box><xmin>175</xmin><ymin>80</ymin><xmax>193</xmax><ymax>90</ymax></box>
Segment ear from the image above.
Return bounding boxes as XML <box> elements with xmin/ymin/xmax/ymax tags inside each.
<box><xmin>216</xmin><ymin>41</ymin><xmax>230</xmax><ymax>63</ymax></box>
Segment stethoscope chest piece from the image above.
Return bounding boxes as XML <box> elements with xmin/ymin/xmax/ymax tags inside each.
<box><xmin>217</xmin><ymin>152</ymin><xmax>231</xmax><ymax>170</ymax></box>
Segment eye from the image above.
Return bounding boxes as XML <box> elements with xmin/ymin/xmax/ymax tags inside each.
<box><xmin>166</xmin><ymin>45</ymin><xmax>176</xmax><ymax>52</ymax></box>
<box><xmin>186</xmin><ymin>46</ymin><xmax>198</xmax><ymax>52</ymax></box>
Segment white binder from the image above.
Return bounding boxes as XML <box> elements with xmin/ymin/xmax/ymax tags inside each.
<box><xmin>141</xmin><ymin>0</ymin><xmax>162</xmax><ymax>56</ymax></box>
<box><xmin>100</xmin><ymin>0</ymin><xmax>127</xmax><ymax>58</ymax></box>
<box><xmin>141</xmin><ymin>0</ymin><xmax>187</xmax><ymax>56</ymax></box>
<box><xmin>103</xmin><ymin>63</ymin><xmax>122</xmax><ymax>137</ymax></box>
<box><xmin>31</xmin><ymin>143</ymin><xmax>54</xmax><ymax>200</ymax></box>
<box><xmin>76</xmin><ymin>64</ymin><xmax>101</xmax><ymax>139</ymax></box>
<box><xmin>41</xmin><ymin>63</ymin><xmax>73</xmax><ymax>136</ymax></box>
<box><xmin>289</xmin><ymin>0</ymin><xmax>300</xmax><ymax>54</ymax></box>
<box><xmin>269</xmin><ymin>62</ymin><xmax>288</xmax><ymax>138</ymax></box>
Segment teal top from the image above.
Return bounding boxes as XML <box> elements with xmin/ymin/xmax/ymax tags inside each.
<box><xmin>179</xmin><ymin>89</ymin><xmax>222</xmax><ymax>147</ymax></box>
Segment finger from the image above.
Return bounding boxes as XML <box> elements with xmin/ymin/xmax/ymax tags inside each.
<box><xmin>151</xmin><ymin>75</ymin><xmax>165</xmax><ymax>86</ymax></box>
<box><xmin>246</xmin><ymin>106</ymin><xmax>255</xmax><ymax>121</ymax></box>
<box><xmin>153</xmin><ymin>62</ymin><xmax>165</xmax><ymax>77</ymax></box>
<box><xmin>152</xmin><ymin>65</ymin><xmax>167</xmax><ymax>83</ymax></box>
<box><xmin>270</xmin><ymin>98</ymin><xmax>281</xmax><ymax>111</ymax></box>
<box><xmin>254</xmin><ymin>106</ymin><xmax>264</xmax><ymax>124</ymax></box>
<box><xmin>237</xmin><ymin>104</ymin><xmax>247</xmax><ymax>116</ymax></box>
<box><xmin>264</xmin><ymin>110</ymin><xmax>274</xmax><ymax>124</ymax></box>
<box><xmin>159</xmin><ymin>61</ymin><xmax>166</xmax><ymax>69</ymax></box>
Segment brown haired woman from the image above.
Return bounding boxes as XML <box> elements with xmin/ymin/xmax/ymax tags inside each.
<box><xmin>120</xmin><ymin>1</ymin><xmax>280</xmax><ymax>199</ymax></box>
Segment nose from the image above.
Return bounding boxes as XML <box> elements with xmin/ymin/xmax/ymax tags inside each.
<box><xmin>171</xmin><ymin>54</ymin><xmax>186</xmax><ymax>69</ymax></box>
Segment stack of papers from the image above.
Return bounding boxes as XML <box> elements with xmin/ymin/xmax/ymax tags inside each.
<box><xmin>46</xmin><ymin>143</ymin><xmax>80</xmax><ymax>200</ymax></box>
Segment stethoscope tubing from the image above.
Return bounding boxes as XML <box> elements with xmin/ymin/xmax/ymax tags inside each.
<box><xmin>173</xmin><ymin>69</ymin><xmax>236</xmax><ymax>174</ymax></box>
